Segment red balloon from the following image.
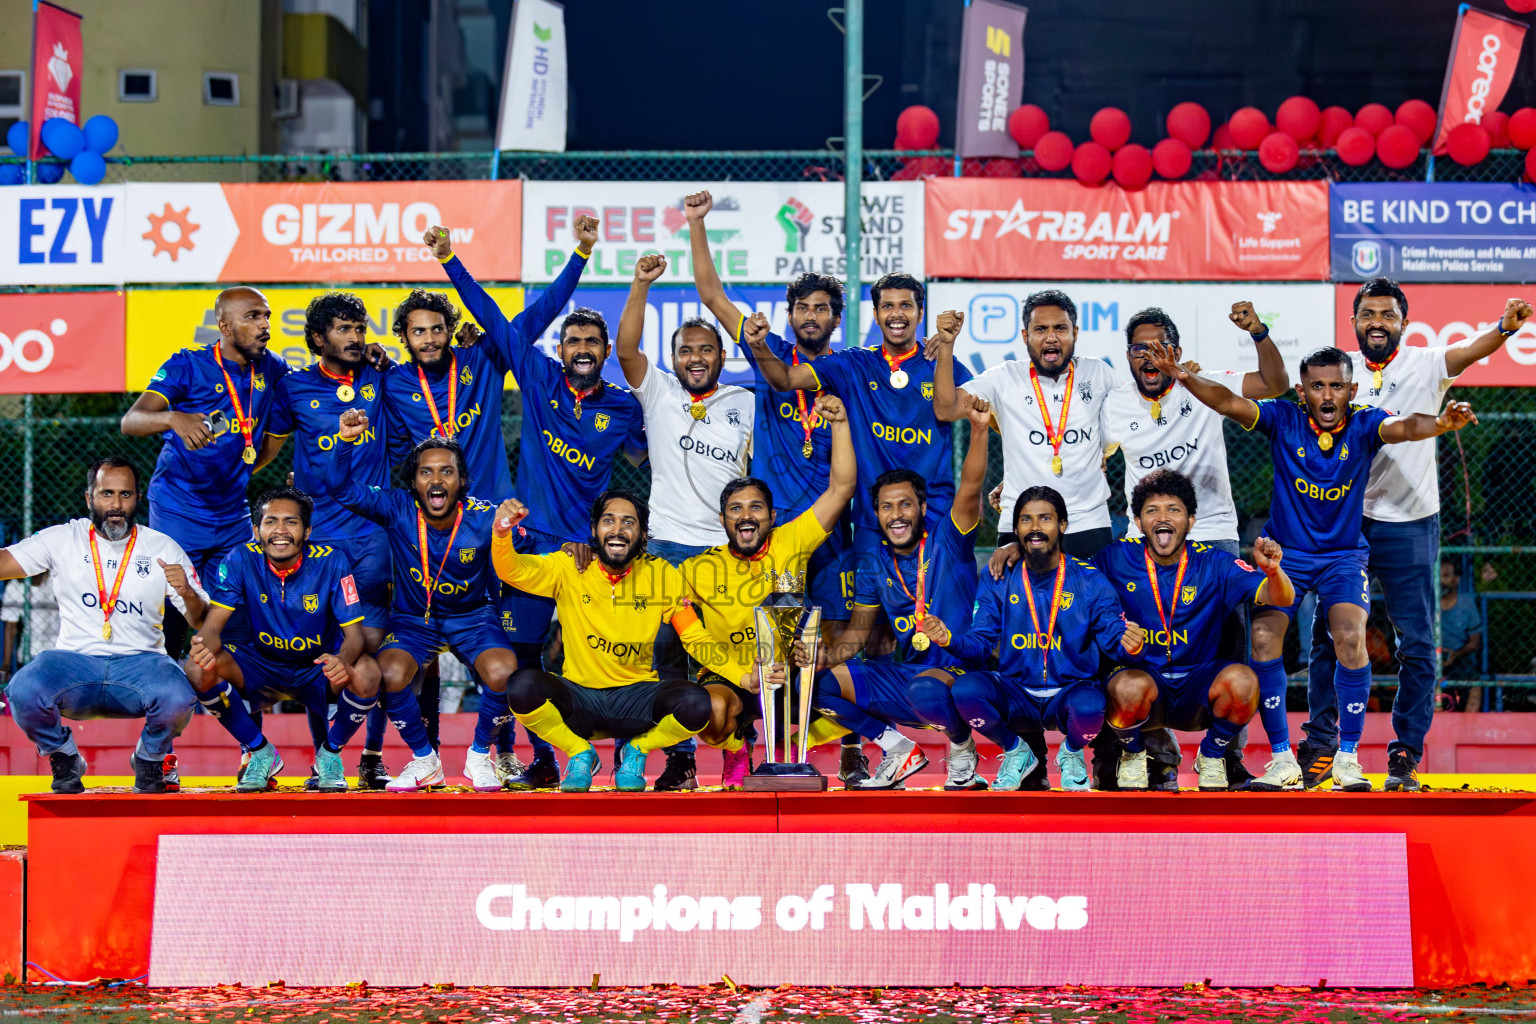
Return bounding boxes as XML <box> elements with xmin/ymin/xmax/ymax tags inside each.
<box><xmin>1510</xmin><ymin>108</ymin><xmax>1536</xmax><ymax>150</ymax></box>
<box><xmin>1165</xmin><ymin>101</ymin><xmax>1211</xmax><ymax>149</ymax></box>
<box><xmin>1355</xmin><ymin>103</ymin><xmax>1394</xmax><ymax>137</ymax></box>
<box><xmin>1034</xmin><ymin>130</ymin><xmax>1075</xmax><ymax>171</ymax></box>
<box><xmin>1228</xmin><ymin>107</ymin><xmax>1270</xmax><ymax>149</ymax></box>
<box><xmin>1258</xmin><ymin>131</ymin><xmax>1300</xmax><ymax>173</ymax></box>
<box><xmin>1071</xmin><ymin>141</ymin><xmax>1112</xmax><ymax>185</ymax></box>
<box><xmin>1446</xmin><ymin>123</ymin><xmax>1492</xmax><ymax>166</ymax></box>
<box><xmin>1527</xmin><ymin>146</ymin><xmax>1536</xmax><ymax>182</ymax></box>
<box><xmin>1112</xmin><ymin>143</ymin><xmax>1153</xmax><ymax>189</ymax></box>
<box><xmin>1318</xmin><ymin>106</ymin><xmax>1354</xmax><ymax>147</ymax></box>
<box><xmin>1508</xmin><ymin>0</ymin><xmax>1536</xmax><ymax>13</ymax></box>
<box><xmin>1275</xmin><ymin>96</ymin><xmax>1321</xmax><ymax>142</ymax></box>
<box><xmin>1335</xmin><ymin>126</ymin><xmax>1376</xmax><ymax>166</ymax></box>
<box><xmin>1210</xmin><ymin>122</ymin><xmax>1233</xmax><ymax>149</ymax></box>
<box><xmin>1152</xmin><ymin>137</ymin><xmax>1193</xmax><ymax>178</ymax></box>
<box><xmin>895</xmin><ymin>105</ymin><xmax>940</xmax><ymax>149</ymax></box>
<box><xmin>1395</xmin><ymin>99</ymin><xmax>1437</xmax><ymax>145</ymax></box>
<box><xmin>1090</xmin><ymin>107</ymin><xmax>1132</xmax><ymax>151</ymax></box>
<box><xmin>1008</xmin><ymin>104</ymin><xmax>1050</xmax><ymax>149</ymax></box>
<box><xmin>1485</xmin><ymin>110</ymin><xmax>1511</xmax><ymax>148</ymax></box>
<box><xmin>1376</xmin><ymin>124</ymin><xmax>1421</xmax><ymax>169</ymax></box>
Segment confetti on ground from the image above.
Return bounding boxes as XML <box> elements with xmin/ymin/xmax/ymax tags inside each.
<box><xmin>1</xmin><ymin>983</ymin><xmax>1534</xmax><ymax>1024</ymax></box>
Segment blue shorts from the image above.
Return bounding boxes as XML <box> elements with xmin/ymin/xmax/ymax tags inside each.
<box><xmin>987</xmin><ymin>676</ymin><xmax>1103</xmax><ymax>735</ymax></box>
<box><xmin>1275</xmin><ymin>548</ymin><xmax>1370</xmax><ymax>620</ymax></box>
<box><xmin>329</xmin><ymin>532</ymin><xmax>391</xmax><ymax>631</ymax></box>
<box><xmin>496</xmin><ymin>527</ymin><xmax>561</xmax><ymax>648</ymax></box>
<box><xmin>1126</xmin><ymin>661</ymin><xmax>1240</xmax><ymax>731</ymax></box>
<box><xmin>805</xmin><ymin>515</ymin><xmax>852</xmax><ymax>621</ymax></box>
<box><xmin>382</xmin><ymin>605</ymin><xmax>511</xmax><ymax>670</ymax></box>
<box><xmin>148</xmin><ymin>505</ymin><xmax>249</xmax><ymax>586</ymax></box>
<box><xmin>224</xmin><ymin>642</ymin><xmax>331</xmax><ymax>715</ymax></box>
<box><xmin>842</xmin><ymin>660</ymin><xmax>968</xmax><ymax>729</ymax></box>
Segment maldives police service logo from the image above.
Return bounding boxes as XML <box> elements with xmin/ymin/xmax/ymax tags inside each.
<box><xmin>1351</xmin><ymin>239</ymin><xmax>1382</xmax><ymax>277</ymax></box>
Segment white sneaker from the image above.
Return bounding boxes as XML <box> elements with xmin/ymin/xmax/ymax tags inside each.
<box><xmin>1117</xmin><ymin>749</ymin><xmax>1149</xmax><ymax>790</ymax></box>
<box><xmin>1249</xmin><ymin>750</ymin><xmax>1302</xmax><ymax>791</ymax></box>
<box><xmin>1194</xmin><ymin>753</ymin><xmax>1228</xmax><ymax>791</ymax></box>
<box><xmin>1332</xmin><ymin>750</ymin><xmax>1372</xmax><ymax>792</ymax></box>
<box><xmin>464</xmin><ymin>748</ymin><xmax>502</xmax><ymax>792</ymax></box>
<box><xmin>385</xmin><ymin>751</ymin><xmax>445</xmax><ymax>792</ymax></box>
<box><xmin>494</xmin><ymin>751</ymin><xmax>525</xmax><ymax>787</ymax></box>
<box><xmin>850</xmin><ymin>737</ymin><xmax>927</xmax><ymax>790</ymax></box>
<box><xmin>942</xmin><ymin>736</ymin><xmax>986</xmax><ymax>790</ymax></box>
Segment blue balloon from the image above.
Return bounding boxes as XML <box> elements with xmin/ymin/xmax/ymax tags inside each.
<box><xmin>39</xmin><ymin>118</ymin><xmax>84</xmax><ymax>160</ymax></box>
<box><xmin>69</xmin><ymin>150</ymin><xmax>105</xmax><ymax>186</ymax></box>
<box><xmin>5</xmin><ymin>121</ymin><xmax>27</xmax><ymax>155</ymax></box>
<box><xmin>0</xmin><ymin>165</ymin><xmax>23</xmax><ymax>186</ymax></box>
<box><xmin>35</xmin><ymin>162</ymin><xmax>64</xmax><ymax>184</ymax></box>
<box><xmin>82</xmin><ymin>115</ymin><xmax>119</xmax><ymax>154</ymax></box>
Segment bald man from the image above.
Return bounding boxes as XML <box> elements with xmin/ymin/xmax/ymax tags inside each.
<box><xmin>122</xmin><ymin>287</ymin><xmax>293</xmax><ymax>657</ymax></box>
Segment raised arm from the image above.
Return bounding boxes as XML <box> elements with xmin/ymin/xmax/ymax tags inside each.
<box><xmin>1380</xmin><ymin>399</ymin><xmax>1477</xmax><ymax>445</ymax></box>
<box><xmin>684</xmin><ymin>190</ymin><xmax>748</xmax><ymax>330</ymax></box>
<box><xmin>738</xmin><ymin>311</ymin><xmax>821</xmax><ymax>392</ymax></box>
<box><xmin>490</xmin><ymin>498</ymin><xmax>562</xmax><ymax>598</ymax></box>
<box><xmin>616</xmin><ymin>253</ymin><xmax>667</xmax><ymax>388</ymax></box>
<box><xmin>1229</xmin><ymin>301</ymin><xmax>1290</xmax><ymax>399</ymax></box>
<box><xmin>926</xmin><ymin>310</ymin><xmax>966</xmax><ymax>421</ymax></box>
<box><xmin>1145</xmin><ymin>338</ymin><xmax>1259</xmax><ymax>425</ymax></box>
<box><xmin>1250</xmin><ymin>536</ymin><xmax>1295</xmax><ymax>609</ymax></box>
<box><xmin>159</xmin><ymin>556</ymin><xmax>207</xmax><ymax>629</ymax></box>
<box><xmin>952</xmin><ymin>391</ymin><xmax>992</xmax><ymax>533</ymax></box>
<box><xmin>807</xmin><ymin>394</ymin><xmax>856</xmax><ymax>532</ymax></box>
<box><xmin>1444</xmin><ymin>297</ymin><xmax>1534</xmax><ymax>378</ymax></box>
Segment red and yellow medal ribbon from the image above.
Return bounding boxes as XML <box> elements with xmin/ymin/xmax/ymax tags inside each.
<box><xmin>791</xmin><ymin>349</ymin><xmax>816</xmax><ymax>457</ymax></box>
<box><xmin>882</xmin><ymin>345</ymin><xmax>919</xmax><ymax>379</ymax></box>
<box><xmin>417</xmin><ymin>353</ymin><xmax>458</xmax><ymax>438</ymax></box>
<box><xmin>211</xmin><ymin>345</ymin><xmax>256</xmax><ymax>460</ymax></box>
<box><xmin>1363</xmin><ymin>348</ymin><xmax>1398</xmax><ymax>390</ymax></box>
<box><xmin>1019</xmin><ymin>554</ymin><xmax>1067</xmax><ymax>686</ymax></box>
<box><xmin>1146</xmin><ymin>380</ymin><xmax>1174</xmax><ymax>421</ymax></box>
<box><xmin>888</xmin><ymin>535</ymin><xmax>928</xmax><ymax>650</ymax></box>
<box><xmin>1306</xmin><ymin>412</ymin><xmax>1347</xmax><ymax>453</ymax></box>
<box><xmin>1028</xmin><ymin>361</ymin><xmax>1075</xmax><ymax>474</ymax></box>
<box><xmin>415</xmin><ymin>504</ymin><xmax>464</xmax><ymax>622</ymax></box>
<box><xmin>688</xmin><ymin>385</ymin><xmax>718</xmax><ymax>420</ymax></box>
<box><xmin>89</xmin><ymin>525</ymin><xmax>136</xmax><ymax>641</ymax></box>
<box><xmin>1143</xmin><ymin>543</ymin><xmax>1189</xmax><ymax>663</ymax></box>
<box><xmin>566</xmin><ymin>378</ymin><xmax>599</xmax><ymax>420</ymax></box>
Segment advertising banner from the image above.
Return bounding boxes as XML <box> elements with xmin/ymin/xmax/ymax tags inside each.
<box><xmin>29</xmin><ymin>1</ymin><xmax>83</xmax><ymax>158</ymax></box>
<box><xmin>1432</xmin><ymin>6</ymin><xmax>1527</xmax><ymax>155</ymax></box>
<box><xmin>926</xmin><ymin>178</ymin><xmax>1329</xmax><ymax>280</ymax></box>
<box><xmin>954</xmin><ymin>0</ymin><xmax>1028</xmax><ymax>158</ymax></box>
<box><xmin>124</xmin><ymin>285</ymin><xmax>523</xmax><ymax>392</ymax></box>
<box><xmin>0</xmin><ymin>290</ymin><xmax>123</xmax><ymax>393</ymax></box>
<box><xmin>149</xmin><ymin>832</ymin><xmax>1412</xmax><ymax>987</ymax></box>
<box><xmin>930</xmin><ymin>281</ymin><xmax>1334</xmax><ymax>380</ymax></box>
<box><xmin>0</xmin><ymin>185</ymin><xmax>126</xmax><ymax>286</ymax></box>
<box><xmin>495</xmin><ymin>0</ymin><xmax>568</xmax><ymax>152</ymax></box>
<box><xmin>1331</xmin><ymin>182</ymin><xmax>1536</xmax><ymax>283</ymax></box>
<box><xmin>521</xmin><ymin>182</ymin><xmax>923</xmax><ymax>284</ymax></box>
<box><xmin>1333</xmin><ymin>281</ymin><xmax>1536</xmax><ymax>386</ymax></box>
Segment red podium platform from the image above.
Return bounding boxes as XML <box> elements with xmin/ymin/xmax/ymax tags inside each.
<box><xmin>20</xmin><ymin>788</ymin><xmax>1536</xmax><ymax>988</ymax></box>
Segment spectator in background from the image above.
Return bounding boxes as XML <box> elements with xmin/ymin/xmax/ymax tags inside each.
<box><xmin>1</xmin><ymin>573</ymin><xmax>57</xmax><ymax>682</ymax></box>
<box><xmin>1439</xmin><ymin>559</ymin><xmax>1484</xmax><ymax>711</ymax></box>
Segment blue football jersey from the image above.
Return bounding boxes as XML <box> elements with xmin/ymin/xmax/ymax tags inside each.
<box><xmin>808</xmin><ymin>346</ymin><xmax>971</xmax><ymax>531</ymax></box>
<box><xmin>735</xmin><ymin>319</ymin><xmax>833</xmax><ymax>517</ymax></box>
<box><xmin>266</xmin><ymin>363</ymin><xmax>391</xmax><ymax>542</ymax></box>
<box><xmin>209</xmin><ymin>542</ymin><xmax>363</xmax><ymax>665</ymax></box>
<box><xmin>1248</xmin><ymin>400</ymin><xmax>1390</xmax><ymax>555</ymax></box>
<box><xmin>948</xmin><ymin>556</ymin><xmax>1127</xmax><ymax>691</ymax></box>
<box><xmin>443</xmin><ymin>253</ymin><xmax>647</xmax><ymax>545</ymax></box>
<box><xmin>1092</xmin><ymin>537</ymin><xmax>1265</xmax><ymax>670</ymax></box>
<box><xmin>143</xmin><ymin>344</ymin><xmax>291</xmax><ymax>525</ymax></box>
<box><xmin>854</xmin><ymin>509</ymin><xmax>980</xmax><ymax>666</ymax></box>
<box><xmin>316</xmin><ymin>441</ymin><xmax>505</xmax><ymax>619</ymax></box>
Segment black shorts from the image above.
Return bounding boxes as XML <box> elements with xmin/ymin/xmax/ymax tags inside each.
<box><xmin>529</xmin><ymin>673</ymin><xmax>699</xmax><ymax>741</ymax></box>
<box><xmin>699</xmin><ymin>672</ymin><xmax>761</xmax><ymax>738</ymax></box>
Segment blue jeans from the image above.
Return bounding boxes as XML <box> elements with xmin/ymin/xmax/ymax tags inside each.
<box><xmin>1306</xmin><ymin>514</ymin><xmax>1438</xmax><ymax>759</ymax></box>
<box><xmin>638</xmin><ymin>538</ymin><xmax>713</xmax><ymax>756</ymax></box>
<box><xmin>7</xmin><ymin>649</ymin><xmax>195</xmax><ymax>761</ymax></box>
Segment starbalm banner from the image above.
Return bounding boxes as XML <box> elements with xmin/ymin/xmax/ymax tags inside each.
<box><xmin>150</xmin><ymin>832</ymin><xmax>1412</xmax><ymax>987</ymax></box>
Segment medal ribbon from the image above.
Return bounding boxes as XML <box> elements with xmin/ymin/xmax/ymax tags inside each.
<box><xmin>791</xmin><ymin>350</ymin><xmax>816</xmax><ymax>454</ymax></box>
<box><xmin>1306</xmin><ymin>412</ymin><xmax>1347</xmax><ymax>451</ymax></box>
<box><xmin>688</xmin><ymin>385</ymin><xmax>718</xmax><ymax>415</ymax></box>
<box><xmin>89</xmin><ymin>525</ymin><xmax>137</xmax><ymax>639</ymax></box>
<box><xmin>1363</xmin><ymin>347</ymin><xmax>1399</xmax><ymax>387</ymax></box>
<box><xmin>1143</xmin><ymin>543</ymin><xmax>1190</xmax><ymax>663</ymax></box>
<box><xmin>211</xmin><ymin>345</ymin><xmax>256</xmax><ymax>455</ymax></box>
<box><xmin>1146</xmin><ymin>380</ymin><xmax>1174</xmax><ymax>418</ymax></box>
<box><xmin>882</xmin><ymin>345</ymin><xmax>919</xmax><ymax>378</ymax></box>
<box><xmin>1028</xmin><ymin>362</ymin><xmax>1076</xmax><ymax>464</ymax></box>
<box><xmin>565</xmin><ymin>378</ymin><xmax>600</xmax><ymax>419</ymax></box>
<box><xmin>316</xmin><ymin>362</ymin><xmax>355</xmax><ymax>390</ymax></box>
<box><xmin>417</xmin><ymin>353</ymin><xmax>458</xmax><ymax>438</ymax></box>
<box><xmin>600</xmin><ymin>563</ymin><xmax>634</xmax><ymax>603</ymax></box>
<box><xmin>415</xmin><ymin>504</ymin><xmax>464</xmax><ymax>622</ymax></box>
<box><xmin>266</xmin><ymin>551</ymin><xmax>304</xmax><ymax>599</ymax></box>
<box><xmin>888</xmin><ymin>535</ymin><xmax>927</xmax><ymax>632</ymax></box>
<box><xmin>1019</xmin><ymin>555</ymin><xmax>1067</xmax><ymax>686</ymax></box>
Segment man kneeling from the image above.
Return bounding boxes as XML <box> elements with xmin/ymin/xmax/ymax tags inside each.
<box><xmin>493</xmin><ymin>490</ymin><xmax>716</xmax><ymax>792</ymax></box>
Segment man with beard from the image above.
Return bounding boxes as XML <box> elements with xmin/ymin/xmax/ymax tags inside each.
<box><xmin>803</xmin><ymin>390</ymin><xmax>995</xmax><ymax>790</ymax></box>
<box><xmin>0</xmin><ymin>457</ymin><xmax>207</xmax><ymax>794</ymax></box>
<box><xmin>494</xmin><ymin>491</ymin><xmax>719</xmax><ymax>792</ymax></box>
<box><xmin>1154</xmin><ymin>343</ymin><xmax>1478</xmax><ymax>791</ymax></box>
<box><xmin>685</xmin><ymin>189</ymin><xmax>867</xmax><ymax>782</ymax></box>
<box><xmin>319</xmin><ymin>410</ymin><xmax>523</xmax><ymax>793</ymax></box>
<box><xmin>428</xmin><ymin>220</ymin><xmax>646</xmax><ymax>790</ymax></box>
<box><xmin>1305</xmin><ymin>280</ymin><xmax>1531</xmax><ymax>792</ymax></box>
<box><xmin>1094</xmin><ymin>470</ymin><xmax>1296</xmax><ymax>790</ymax></box>
<box><xmin>185</xmin><ymin>487</ymin><xmax>381</xmax><ymax>792</ymax></box>
<box><xmin>677</xmin><ymin>389</ymin><xmax>856</xmax><ymax>788</ymax></box>
<box><xmin>917</xmin><ymin>487</ymin><xmax>1140</xmax><ymax>790</ymax></box>
<box><xmin>121</xmin><ymin>286</ymin><xmax>290</xmax><ymax>658</ymax></box>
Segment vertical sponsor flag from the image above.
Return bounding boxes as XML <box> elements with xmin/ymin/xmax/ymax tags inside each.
<box><xmin>1432</xmin><ymin>5</ymin><xmax>1526</xmax><ymax>155</ymax></box>
<box><xmin>495</xmin><ymin>0</ymin><xmax>568</xmax><ymax>152</ymax></box>
<box><xmin>29</xmin><ymin>1</ymin><xmax>83</xmax><ymax>159</ymax></box>
<box><xmin>954</xmin><ymin>0</ymin><xmax>1028</xmax><ymax>158</ymax></box>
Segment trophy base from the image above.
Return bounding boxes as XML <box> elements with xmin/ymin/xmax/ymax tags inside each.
<box><xmin>742</xmin><ymin>762</ymin><xmax>829</xmax><ymax>792</ymax></box>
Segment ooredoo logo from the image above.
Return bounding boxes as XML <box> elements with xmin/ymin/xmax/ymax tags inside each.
<box><xmin>0</xmin><ymin>317</ymin><xmax>62</xmax><ymax>373</ymax></box>
<box><xmin>1468</xmin><ymin>33</ymin><xmax>1503</xmax><ymax>121</ymax></box>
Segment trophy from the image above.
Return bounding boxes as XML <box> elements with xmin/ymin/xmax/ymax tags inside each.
<box><xmin>744</xmin><ymin>568</ymin><xmax>828</xmax><ymax>792</ymax></box>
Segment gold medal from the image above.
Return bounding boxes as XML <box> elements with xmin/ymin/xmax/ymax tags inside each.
<box><xmin>911</xmin><ymin>630</ymin><xmax>931</xmax><ymax>652</ymax></box>
<box><xmin>1318</xmin><ymin>432</ymin><xmax>1333</xmax><ymax>452</ymax></box>
<box><xmin>802</xmin><ymin>438</ymin><xmax>813</xmax><ymax>458</ymax></box>
<box><xmin>242</xmin><ymin>445</ymin><xmax>256</xmax><ymax>464</ymax></box>
<box><xmin>1051</xmin><ymin>454</ymin><xmax>1063</xmax><ymax>475</ymax></box>
<box><xmin>889</xmin><ymin>369</ymin><xmax>909</xmax><ymax>389</ymax></box>
<box><xmin>336</xmin><ymin>384</ymin><xmax>355</xmax><ymax>402</ymax></box>
<box><xmin>101</xmin><ymin>621</ymin><xmax>111</xmax><ymax>641</ymax></box>
<box><xmin>1372</xmin><ymin>369</ymin><xmax>1383</xmax><ymax>391</ymax></box>
<box><xmin>690</xmin><ymin>402</ymin><xmax>708</xmax><ymax>420</ymax></box>
<box><xmin>1150</xmin><ymin>400</ymin><xmax>1161</xmax><ymax>421</ymax></box>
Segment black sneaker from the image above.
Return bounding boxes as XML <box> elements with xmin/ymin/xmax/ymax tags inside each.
<box><xmin>839</xmin><ymin>745</ymin><xmax>871</xmax><ymax>788</ymax></box>
<box><xmin>357</xmin><ymin>753</ymin><xmax>391</xmax><ymax>791</ymax></box>
<box><xmin>1224</xmin><ymin>749</ymin><xmax>1255</xmax><ymax>791</ymax></box>
<box><xmin>1089</xmin><ymin>730</ymin><xmax>1121</xmax><ymax>792</ymax></box>
<box><xmin>654</xmin><ymin>749</ymin><xmax>699</xmax><ymax>792</ymax></box>
<box><xmin>504</xmin><ymin>750</ymin><xmax>560</xmax><ymax>790</ymax></box>
<box><xmin>1298</xmin><ymin>740</ymin><xmax>1335</xmax><ymax>790</ymax></box>
<box><xmin>1384</xmin><ymin>749</ymin><xmax>1421</xmax><ymax>792</ymax></box>
<box><xmin>1019</xmin><ymin>733</ymin><xmax>1051</xmax><ymax>791</ymax></box>
<box><xmin>303</xmin><ymin>767</ymin><xmax>320</xmax><ymax>792</ymax></box>
<box><xmin>1148</xmin><ymin>758</ymin><xmax>1180</xmax><ymax>791</ymax></box>
<box><xmin>161</xmin><ymin>753</ymin><xmax>181</xmax><ymax>793</ymax></box>
<box><xmin>48</xmin><ymin>751</ymin><xmax>85</xmax><ymax>794</ymax></box>
<box><xmin>132</xmin><ymin>754</ymin><xmax>167</xmax><ymax>794</ymax></box>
